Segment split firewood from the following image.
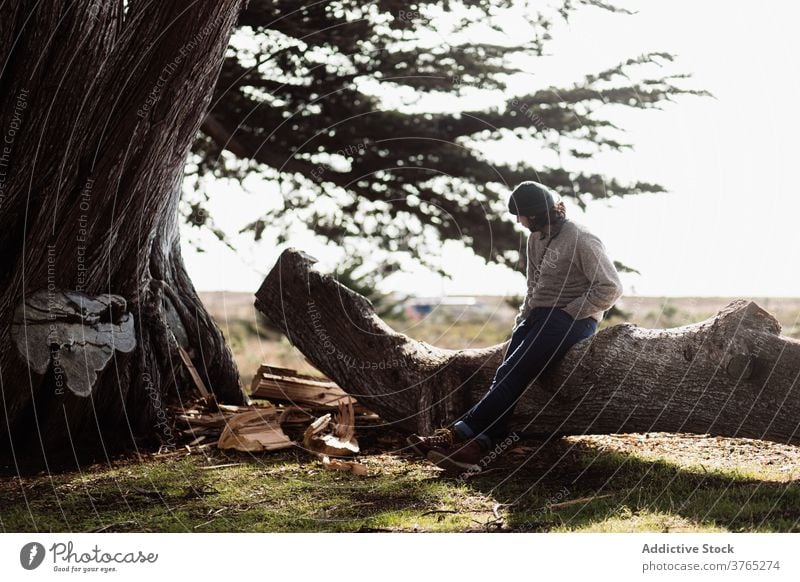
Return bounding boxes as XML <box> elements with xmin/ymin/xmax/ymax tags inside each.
<box><xmin>251</xmin><ymin>364</ymin><xmax>357</xmax><ymax>408</ymax></box>
<box><xmin>177</xmin><ymin>411</ymin><xmax>231</xmax><ymax>430</ymax></box>
<box><xmin>177</xmin><ymin>344</ymin><xmax>211</xmax><ymax>398</ymax></box>
<box><xmin>218</xmin><ymin>403</ymin><xmax>258</xmax><ymax>414</ymax></box>
<box><xmin>217</xmin><ymin>409</ymin><xmax>294</xmax><ymax>453</ymax></box>
<box><xmin>177</xmin><ymin>402</ymin><xmax>275</xmax><ymax>430</ymax></box>
<box><xmin>302</xmin><ymin>402</ymin><xmax>360</xmax><ymax>456</ymax></box>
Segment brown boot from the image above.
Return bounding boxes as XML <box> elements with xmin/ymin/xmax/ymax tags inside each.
<box><xmin>427</xmin><ymin>439</ymin><xmax>484</xmax><ymax>474</ymax></box>
<box><xmin>406</xmin><ymin>428</ymin><xmax>460</xmax><ymax>458</ymax></box>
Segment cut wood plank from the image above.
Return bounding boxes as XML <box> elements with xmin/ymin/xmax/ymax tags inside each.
<box><xmin>178</xmin><ymin>402</ymin><xmax>279</xmax><ymax>429</ymax></box>
<box><xmin>218</xmin><ymin>403</ymin><xmax>266</xmax><ymax>414</ymax></box>
<box><xmin>250</xmin><ymin>364</ymin><xmax>332</xmax><ymax>390</ymax></box>
<box><xmin>251</xmin><ymin>363</ymin><xmax>357</xmax><ymax>407</ymax></box>
<box><xmin>177</xmin><ymin>411</ymin><xmax>230</xmax><ymax>429</ymax></box>
<box><xmin>177</xmin><ymin>345</ymin><xmax>210</xmax><ymax>397</ymax></box>
<box><xmin>217</xmin><ymin>409</ymin><xmax>294</xmax><ymax>452</ymax></box>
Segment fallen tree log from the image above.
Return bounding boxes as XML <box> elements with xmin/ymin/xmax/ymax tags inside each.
<box><xmin>255</xmin><ymin>248</ymin><xmax>800</xmax><ymax>444</ymax></box>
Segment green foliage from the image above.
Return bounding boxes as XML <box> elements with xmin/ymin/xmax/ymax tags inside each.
<box><xmin>188</xmin><ymin>0</ymin><xmax>708</xmax><ymax>278</ymax></box>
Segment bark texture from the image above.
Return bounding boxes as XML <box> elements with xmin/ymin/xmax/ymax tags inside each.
<box><xmin>0</xmin><ymin>1</ymin><xmax>247</xmax><ymax>470</ymax></box>
<box><xmin>256</xmin><ymin>249</ymin><xmax>800</xmax><ymax>444</ymax></box>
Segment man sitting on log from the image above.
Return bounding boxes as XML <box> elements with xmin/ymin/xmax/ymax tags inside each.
<box><xmin>407</xmin><ymin>180</ymin><xmax>624</xmax><ymax>473</ymax></box>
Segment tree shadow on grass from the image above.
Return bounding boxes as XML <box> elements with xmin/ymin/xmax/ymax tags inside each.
<box><xmin>439</xmin><ymin>436</ymin><xmax>800</xmax><ymax>533</ymax></box>
<box><xmin>0</xmin><ymin>445</ymin><xmax>439</xmax><ymax>533</ymax></box>
<box><xmin>4</xmin><ymin>429</ymin><xmax>797</xmax><ymax>533</ymax></box>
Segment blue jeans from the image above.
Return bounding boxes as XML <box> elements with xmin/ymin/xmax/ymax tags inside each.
<box><xmin>453</xmin><ymin>306</ymin><xmax>598</xmax><ymax>450</ymax></box>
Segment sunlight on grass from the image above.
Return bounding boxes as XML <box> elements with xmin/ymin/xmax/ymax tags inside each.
<box><xmin>2</xmin><ymin>440</ymin><xmax>798</xmax><ymax>533</ymax></box>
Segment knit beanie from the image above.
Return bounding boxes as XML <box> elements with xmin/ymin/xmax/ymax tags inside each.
<box><xmin>507</xmin><ymin>181</ymin><xmax>558</xmax><ymax>216</ymax></box>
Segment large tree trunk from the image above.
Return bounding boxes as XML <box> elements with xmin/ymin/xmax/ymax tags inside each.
<box><xmin>0</xmin><ymin>1</ymin><xmax>247</xmax><ymax>471</ymax></box>
<box><xmin>256</xmin><ymin>249</ymin><xmax>800</xmax><ymax>444</ymax></box>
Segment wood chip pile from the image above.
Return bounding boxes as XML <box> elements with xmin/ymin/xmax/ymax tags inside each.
<box><xmin>171</xmin><ymin>364</ymin><xmax>380</xmax><ymax>474</ymax></box>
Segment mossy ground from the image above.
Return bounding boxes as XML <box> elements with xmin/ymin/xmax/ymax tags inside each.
<box><xmin>2</xmin><ymin>430</ymin><xmax>797</xmax><ymax>533</ymax></box>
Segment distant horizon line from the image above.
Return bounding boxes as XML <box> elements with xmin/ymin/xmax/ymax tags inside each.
<box><xmin>196</xmin><ymin>290</ymin><xmax>800</xmax><ymax>300</ymax></box>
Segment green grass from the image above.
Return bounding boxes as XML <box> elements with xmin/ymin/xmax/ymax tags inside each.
<box><xmin>2</xmin><ymin>434</ymin><xmax>798</xmax><ymax>533</ymax></box>
<box><xmin>0</xmin><ymin>447</ymin><xmax>496</xmax><ymax>533</ymax></box>
<box><xmin>495</xmin><ymin>446</ymin><xmax>800</xmax><ymax>533</ymax></box>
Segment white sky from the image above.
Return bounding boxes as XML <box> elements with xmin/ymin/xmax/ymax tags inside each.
<box><xmin>183</xmin><ymin>0</ymin><xmax>800</xmax><ymax>298</ymax></box>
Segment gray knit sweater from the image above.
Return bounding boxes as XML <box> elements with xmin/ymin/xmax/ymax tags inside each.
<box><xmin>515</xmin><ymin>218</ymin><xmax>623</xmax><ymax>326</ymax></box>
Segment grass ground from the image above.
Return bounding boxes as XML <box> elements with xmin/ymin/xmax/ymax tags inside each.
<box><xmin>2</xmin><ymin>430</ymin><xmax>797</xmax><ymax>532</ymax></box>
<box><xmin>1</xmin><ymin>295</ymin><xmax>798</xmax><ymax>532</ymax></box>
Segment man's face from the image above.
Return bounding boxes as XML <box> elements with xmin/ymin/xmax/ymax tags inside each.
<box><xmin>517</xmin><ymin>211</ymin><xmax>555</xmax><ymax>233</ymax></box>
<box><xmin>517</xmin><ymin>214</ymin><xmax>537</xmax><ymax>231</ymax></box>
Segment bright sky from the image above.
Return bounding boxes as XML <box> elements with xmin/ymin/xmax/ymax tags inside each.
<box><xmin>183</xmin><ymin>0</ymin><xmax>800</xmax><ymax>298</ymax></box>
